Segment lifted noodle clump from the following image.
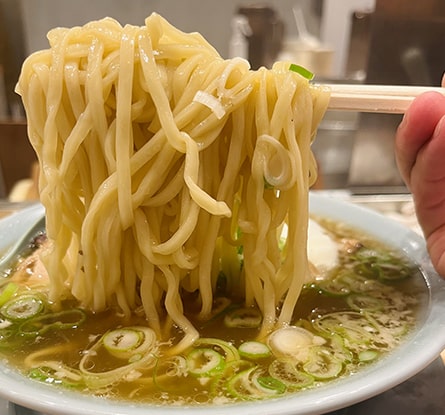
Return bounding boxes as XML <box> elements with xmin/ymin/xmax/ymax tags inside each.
<box><xmin>16</xmin><ymin>13</ymin><xmax>329</xmax><ymax>352</ymax></box>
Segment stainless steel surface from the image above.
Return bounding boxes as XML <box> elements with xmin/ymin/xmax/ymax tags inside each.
<box><xmin>348</xmin><ymin>113</ymin><xmax>404</xmax><ymax>191</ymax></box>
<box><xmin>311</xmin><ymin>87</ymin><xmax>407</xmax><ymax>192</ymax></box>
<box><xmin>312</xmin><ymin>110</ymin><xmax>358</xmax><ymax>189</ymax></box>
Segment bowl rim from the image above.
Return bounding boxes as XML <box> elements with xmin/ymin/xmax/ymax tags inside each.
<box><xmin>1</xmin><ymin>192</ymin><xmax>445</xmax><ymax>415</ymax></box>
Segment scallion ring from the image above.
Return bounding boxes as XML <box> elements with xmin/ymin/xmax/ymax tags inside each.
<box><xmin>303</xmin><ymin>347</ymin><xmax>343</xmax><ymax>380</ymax></box>
<box><xmin>238</xmin><ymin>341</ymin><xmax>271</xmax><ymax>360</ymax></box>
<box><xmin>224</xmin><ymin>306</ymin><xmax>262</xmax><ymax>328</ymax></box>
<box><xmin>186</xmin><ymin>348</ymin><xmax>226</xmax><ymax>377</ymax></box>
<box><xmin>19</xmin><ymin>309</ymin><xmax>86</xmax><ymax>337</ymax></box>
<box><xmin>102</xmin><ymin>326</ymin><xmax>157</xmax><ymax>359</ymax></box>
<box><xmin>0</xmin><ymin>294</ymin><xmax>44</xmax><ymax>321</ymax></box>
<box><xmin>289</xmin><ymin>63</ymin><xmax>314</xmax><ymax>80</ymax></box>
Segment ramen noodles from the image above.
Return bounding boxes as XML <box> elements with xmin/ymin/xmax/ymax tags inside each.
<box><xmin>4</xmin><ymin>13</ymin><xmax>424</xmax><ymax>405</ymax></box>
<box><xmin>0</xmin><ymin>217</ymin><xmax>424</xmax><ymax>404</ymax></box>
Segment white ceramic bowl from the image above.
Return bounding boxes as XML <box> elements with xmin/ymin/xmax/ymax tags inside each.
<box><xmin>1</xmin><ymin>193</ymin><xmax>445</xmax><ymax>415</ymax></box>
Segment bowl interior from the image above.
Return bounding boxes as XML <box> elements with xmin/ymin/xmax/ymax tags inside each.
<box><xmin>1</xmin><ymin>193</ymin><xmax>445</xmax><ymax>415</ymax></box>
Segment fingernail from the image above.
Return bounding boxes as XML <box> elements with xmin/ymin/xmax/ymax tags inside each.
<box><xmin>398</xmin><ymin>111</ymin><xmax>409</xmax><ymax>131</ymax></box>
<box><xmin>433</xmin><ymin>114</ymin><xmax>445</xmax><ymax>138</ymax></box>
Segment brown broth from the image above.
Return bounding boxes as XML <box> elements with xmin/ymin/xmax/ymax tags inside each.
<box><xmin>0</xmin><ymin>220</ymin><xmax>428</xmax><ymax>406</ymax></box>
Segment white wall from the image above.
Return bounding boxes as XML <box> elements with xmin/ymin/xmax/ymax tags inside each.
<box><xmin>19</xmin><ymin>0</ymin><xmax>320</xmax><ymax>58</ymax></box>
<box><xmin>320</xmin><ymin>0</ymin><xmax>375</xmax><ymax>78</ymax></box>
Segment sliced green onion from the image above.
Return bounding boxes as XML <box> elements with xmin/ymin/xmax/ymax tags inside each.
<box><xmin>326</xmin><ymin>333</ymin><xmax>354</xmax><ymax>364</ymax></box>
<box><xmin>194</xmin><ymin>337</ymin><xmax>240</xmax><ymax>362</ymax></box>
<box><xmin>358</xmin><ymin>349</ymin><xmax>379</xmax><ymax>362</ymax></box>
<box><xmin>238</xmin><ymin>341</ymin><xmax>271</xmax><ymax>360</ymax></box>
<box><xmin>314</xmin><ymin>311</ymin><xmax>379</xmax><ymax>344</ymax></box>
<box><xmin>0</xmin><ymin>283</ymin><xmax>18</xmax><ymax>307</ymax></box>
<box><xmin>252</xmin><ymin>374</ymin><xmax>286</xmax><ymax>395</ymax></box>
<box><xmin>19</xmin><ymin>309</ymin><xmax>86</xmax><ymax>337</ymax></box>
<box><xmin>202</xmin><ymin>297</ymin><xmax>233</xmax><ymax>326</ymax></box>
<box><xmin>377</xmin><ymin>262</ymin><xmax>413</xmax><ymax>282</ymax></box>
<box><xmin>303</xmin><ymin>347</ymin><xmax>343</xmax><ymax>380</ymax></box>
<box><xmin>228</xmin><ymin>367</ymin><xmax>286</xmax><ymax>399</ymax></box>
<box><xmin>268</xmin><ymin>360</ymin><xmax>314</xmax><ymax>390</ymax></box>
<box><xmin>224</xmin><ymin>306</ymin><xmax>262</xmax><ymax>328</ymax></box>
<box><xmin>28</xmin><ymin>365</ymin><xmax>83</xmax><ymax>389</ymax></box>
<box><xmin>316</xmin><ymin>278</ymin><xmax>350</xmax><ymax>297</ymax></box>
<box><xmin>336</xmin><ymin>271</ymin><xmax>381</xmax><ymax>293</ymax></box>
<box><xmin>346</xmin><ymin>293</ymin><xmax>385</xmax><ymax>311</ymax></box>
<box><xmin>79</xmin><ymin>327</ymin><xmax>157</xmax><ymax>389</ymax></box>
<box><xmin>104</xmin><ymin>328</ymin><xmax>143</xmax><ymax>353</ymax></box>
<box><xmin>186</xmin><ymin>348</ymin><xmax>226</xmax><ymax>377</ymax></box>
<box><xmin>366</xmin><ymin>311</ymin><xmax>409</xmax><ymax>338</ymax></box>
<box><xmin>209</xmin><ymin>359</ymin><xmax>253</xmax><ymax>397</ymax></box>
<box><xmin>0</xmin><ymin>294</ymin><xmax>44</xmax><ymax>321</ymax></box>
<box><xmin>289</xmin><ymin>63</ymin><xmax>314</xmax><ymax>80</ymax></box>
<box><xmin>226</xmin><ymin>367</ymin><xmax>264</xmax><ymax>400</ymax></box>
<box><xmin>351</xmin><ymin>248</ymin><xmax>413</xmax><ymax>282</ymax></box>
<box><xmin>102</xmin><ymin>326</ymin><xmax>157</xmax><ymax>359</ymax></box>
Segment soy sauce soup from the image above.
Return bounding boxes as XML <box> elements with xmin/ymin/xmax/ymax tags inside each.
<box><xmin>0</xmin><ymin>217</ymin><xmax>427</xmax><ymax>406</ymax></box>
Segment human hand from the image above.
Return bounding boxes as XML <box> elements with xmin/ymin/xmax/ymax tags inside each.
<box><xmin>395</xmin><ymin>75</ymin><xmax>445</xmax><ymax>277</ymax></box>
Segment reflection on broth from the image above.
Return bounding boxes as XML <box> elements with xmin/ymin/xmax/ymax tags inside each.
<box><xmin>0</xmin><ymin>218</ymin><xmax>427</xmax><ymax>406</ymax></box>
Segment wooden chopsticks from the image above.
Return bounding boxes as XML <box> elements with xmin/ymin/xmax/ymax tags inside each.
<box><xmin>324</xmin><ymin>84</ymin><xmax>445</xmax><ymax>114</ymax></box>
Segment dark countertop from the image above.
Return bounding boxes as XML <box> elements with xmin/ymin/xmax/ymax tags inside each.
<box><xmin>330</xmin><ymin>357</ymin><xmax>445</xmax><ymax>415</ymax></box>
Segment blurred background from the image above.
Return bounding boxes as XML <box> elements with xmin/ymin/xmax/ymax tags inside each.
<box><xmin>0</xmin><ymin>0</ymin><xmax>445</xmax><ymax>198</ymax></box>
